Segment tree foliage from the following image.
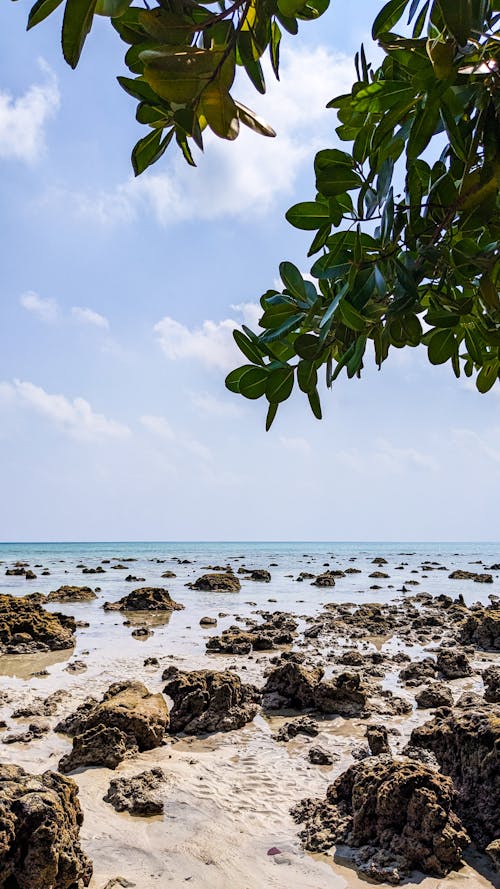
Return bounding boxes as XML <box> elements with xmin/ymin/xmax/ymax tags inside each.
<box><xmin>227</xmin><ymin>0</ymin><xmax>500</xmax><ymax>425</ymax></box>
<box><xmin>13</xmin><ymin>0</ymin><xmax>500</xmax><ymax>424</ymax></box>
<box><xmin>18</xmin><ymin>0</ymin><xmax>329</xmax><ymax>172</ymax></box>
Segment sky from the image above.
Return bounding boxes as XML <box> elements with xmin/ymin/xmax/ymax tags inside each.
<box><xmin>0</xmin><ymin>1</ymin><xmax>498</xmax><ymax>542</ymax></box>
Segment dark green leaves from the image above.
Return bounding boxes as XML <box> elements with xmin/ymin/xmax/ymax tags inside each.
<box><xmin>62</xmin><ymin>0</ymin><xmax>97</xmax><ymax>68</ymax></box>
<box><xmin>286</xmin><ymin>201</ymin><xmax>331</xmax><ymax>230</ymax></box>
<box><xmin>27</xmin><ymin>0</ymin><xmax>64</xmax><ymax>30</ymax></box>
<box><xmin>265</xmin><ymin>367</ymin><xmax>294</xmax><ymax>402</ymax></box>
<box><xmin>372</xmin><ymin>0</ymin><xmax>410</xmax><ymax>37</ymax></box>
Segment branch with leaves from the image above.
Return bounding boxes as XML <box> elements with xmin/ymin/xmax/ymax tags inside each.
<box><xmin>226</xmin><ymin>0</ymin><xmax>500</xmax><ymax>426</ymax></box>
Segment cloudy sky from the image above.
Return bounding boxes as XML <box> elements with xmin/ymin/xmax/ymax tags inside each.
<box><xmin>0</xmin><ymin>1</ymin><xmax>498</xmax><ymax>542</ymax></box>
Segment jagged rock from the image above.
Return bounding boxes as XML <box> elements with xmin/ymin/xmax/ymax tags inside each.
<box><xmin>56</xmin><ymin>681</ymin><xmax>169</xmax><ymax>771</ymax></box>
<box><xmin>436</xmin><ymin>649</ymin><xmax>472</xmax><ymax>679</ymax></box>
<box><xmin>415</xmin><ymin>683</ymin><xmax>453</xmax><ymax>709</ymax></box>
<box><xmin>207</xmin><ymin>613</ymin><xmax>296</xmax><ymax>654</ymax></box>
<box><xmin>483</xmin><ymin>665</ymin><xmax>500</xmax><ymax>702</ymax></box>
<box><xmin>312</xmin><ymin>573</ymin><xmax>336</xmax><ymax>587</ymax></box>
<box><xmin>262</xmin><ymin>658</ymin><xmax>324</xmax><ymax>709</ymax></box>
<box><xmin>0</xmin><ymin>763</ymin><xmax>92</xmax><ymax>888</ymax></box>
<box><xmin>449</xmin><ymin>570</ymin><xmax>492</xmax><ymax>583</ymax></box>
<box><xmin>273</xmin><ymin>717</ymin><xmax>319</xmax><ymax>742</ymax></box>
<box><xmin>12</xmin><ymin>690</ymin><xmax>67</xmax><ymax>718</ymax></box>
<box><xmin>200</xmin><ymin>616</ymin><xmax>217</xmax><ymax>626</ymax></box>
<box><xmin>366</xmin><ymin>725</ymin><xmax>390</xmax><ymax>755</ymax></box>
<box><xmin>410</xmin><ymin>703</ymin><xmax>500</xmax><ymax>848</ymax></box>
<box><xmin>308</xmin><ymin>746</ymin><xmax>334</xmax><ymax>765</ymax></box>
<box><xmin>460</xmin><ymin>607</ymin><xmax>500</xmax><ymax>650</ymax></box>
<box><xmin>314</xmin><ymin>672</ymin><xmax>369</xmax><ymax>717</ymax></box>
<box><xmin>0</xmin><ymin>594</ymin><xmax>75</xmax><ymax>654</ymax></box>
<box><xmin>2</xmin><ymin>722</ymin><xmax>49</xmax><ymax>744</ymax></box>
<box><xmin>399</xmin><ymin>658</ymin><xmax>437</xmax><ymax>686</ymax></box>
<box><xmin>188</xmin><ymin>573</ymin><xmax>241</xmax><ymax>592</ymax></box>
<box><xmin>162</xmin><ymin>667</ymin><xmax>260</xmax><ymax>734</ymax></box>
<box><xmin>103</xmin><ymin>767</ymin><xmax>166</xmax><ymax>816</ymax></box>
<box><xmin>247</xmin><ymin>569</ymin><xmax>271</xmax><ymax>582</ymax></box>
<box><xmin>59</xmin><ymin>725</ymin><xmax>130</xmax><ymax>773</ymax></box>
<box><xmin>292</xmin><ymin>756</ymin><xmax>469</xmax><ymax>883</ymax></box>
<box><xmin>47</xmin><ymin>586</ymin><xmax>96</xmax><ymax>602</ymax></box>
<box><xmin>103</xmin><ymin>588</ymin><xmax>184</xmax><ymax>612</ymax></box>
<box><xmin>486</xmin><ymin>838</ymin><xmax>500</xmax><ymax>871</ymax></box>
<box><xmin>64</xmin><ymin>660</ymin><xmax>88</xmax><ymax>674</ymax></box>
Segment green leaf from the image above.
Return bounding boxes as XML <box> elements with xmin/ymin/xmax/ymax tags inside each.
<box><xmin>235</xmin><ymin>102</ymin><xmax>276</xmax><ymax>137</ymax></box>
<box><xmin>286</xmin><ymin>201</ymin><xmax>331</xmax><ymax>230</ymax></box>
<box><xmin>239</xmin><ymin>366</ymin><xmax>269</xmax><ymax>399</ymax></box>
<box><xmin>266</xmin><ymin>401</ymin><xmax>279</xmax><ymax>430</ymax></box>
<box><xmin>295</xmin><ymin>334</ymin><xmax>322</xmax><ymax>360</ymax></box>
<box><xmin>338</xmin><ymin>299</ymin><xmax>367</xmax><ymax>331</ymax></box>
<box><xmin>265</xmin><ymin>366</ymin><xmax>294</xmax><ymax>402</ymax></box>
<box><xmin>279</xmin><ymin>262</ymin><xmax>307</xmax><ymax>300</ymax></box>
<box><xmin>427</xmin><ymin>329</ymin><xmax>456</xmax><ymax>364</ymax></box>
<box><xmin>132</xmin><ymin>127</ymin><xmax>172</xmax><ymax>176</ymax></box>
<box><xmin>27</xmin><ymin>0</ymin><xmax>64</xmax><ymax>30</ymax></box>
<box><xmin>476</xmin><ymin>362</ymin><xmax>499</xmax><ymax>393</ymax></box>
<box><xmin>225</xmin><ymin>365</ymin><xmax>253</xmax><ymax>393</ymax></box>
<box><xmin>372</xmin><ymin>0</ymin><xmax>411</xmax><ymax>37</ymax></box>
<box><xmin>62</xmin><ymin>0</ymin><xmax>97</xmax><ymax>68</ymax></box>
<box><xmin>408</xmin><ymin>98</ymin><xmax>440</xmax><ymax>159</ymax></box>
<box><xmin>297</xmin><ymin>359</ymin><xmax>318</xmax><ymax>393</ymax></box>
<box><xmin>95</xmin><ymin>0</ymin><xmax>131</xmax><ymax>15</ymax></box>
<box><xmin>233</xmin><ymin>330</ymin><xmax>265</xmax><ymax>365</ymax></box>
<box><xmin>270</xmin><ymin>21</ymin><xmax>281</xmax><ymax>78</ymax></box>
<box><xmin>259</xmin><ymin>312</ymin><xmax>304</xmax><ymax>344</ymax></box>
<box><xmin>308</xmin><ymin>388</ymin><xmax>322</xmax><ymax>419</ymax></box>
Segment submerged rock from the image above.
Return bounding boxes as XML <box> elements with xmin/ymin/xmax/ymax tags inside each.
<box><xmin>188</xmin><ymin>573</ymin><xmax>241</xmax><ymax>592</ymax></box>
<box><xmin>163</xmin><ymin>666</ymin><xmax>260</xmax><ymax>734</ymax></box>
<box><xmin>0</xmin><ymin>763</ymin><xmax>92</xmax><ymax>888</ymax></box>
<box><xmin>410</xmin><ymin>702</ymin><xmax>500</xmax><ymax>848</ymax></box>
<box><xmin>292</xmin><ymin>756</ymin><xmax>469</xmax><ymax>883</ymax></box>
<box><xmin>0</xmin><ymin>594</ymin><xmax>75</xmax><ymax>654</ymax></box>
<box><xmin>103</xmin><ymin>587</ymin><xmax>184</xmax><ymax>612</ymax></box>
<box><xmin>103</xmin><ymin>767</ymin><xmax>166</xmax><ymax>816</ymax></box>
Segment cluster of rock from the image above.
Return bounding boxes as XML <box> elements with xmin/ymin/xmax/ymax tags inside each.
<box><xmin>0</xmin><ymin>594</ymin><xmax>75</xmax><ymax>654</ymax></box>
<box><xmin>206</xmin><ymin>611</ymin><xmax>297</xmax><ymax>654</ymax></box>
<box><xmin>262</xmin><ymin>654</ymin><xmax>369</xmax><ymax>717</ymax></box>
<box><xmin>0</xmin><ymin>764</ymin><xmax>92</xmax><ymax>889</ymax></box>
<box><xmin>163</xmin><ymin>666</ymin><xmax>261</xmax><ymax>734</ymax></box>
<box><xmin>56</xmin><ymin>681</ymin><xmax>169</xmax><ymax>772</ymax></box>
<box><xmin>459</xmin><ymin>605</ymin><xmax>500</xmax><ymax>649</ymax></box>
<box><xmin>47</xmin><ymin>586</ymin><xmax>96</xmax><ymax>602</ymax></box>
<box><xmin>292</xmin><ymin>756</ymin><xmax>469</xmax><ymax>883</ymax></box>
<box><xmin>188</xmin><ymin>573</ymin><xmax>241</xmax><ymax>592</ymax></box>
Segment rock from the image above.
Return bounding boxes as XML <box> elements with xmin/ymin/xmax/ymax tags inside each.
<box><xmin>103</xmin><ymin>767</ymin><xmax>166</xmax><ymax>816</ymax></box>
<box><xmin>308</xmin><ymin>746</ymin><xmax>334</xmax><ymax>765</ymax></box>
<box><xmin>247</xmin><ymin>569</ymin><xmax>271</xmax><ymax>582</ymax></box>
<box><xmin>274</xmin><ymin>717</ymin><xmax>319</xmax><ymax>742</ymax></box>
<box><xmin>56</xmin><ymin>681</ymin><xmax>169</xmax><ymax>771</ymax></box>
<box><xmin>102</xmin><ymin>880</ymin><xmax>136</xmax><ymax>889</ymax></box>
<box><xmin>449</xmin><ymin>570</ymin><xmax>492</xmax><ymax>583</ymax></box>
<box><xmin>2</xmin><ymin>723</ymin><xmax>49</xmax><ymax>744</ymax></box>
<box><xmin>410</xmin><ymin>702</ymin><xmax>500</xmax><ymax>848</ymax></box>
<box><xmin>483</xmin><ymin>665</ymin><xmax>500</xmax><ymax>702</ymax></box>
<box><xmin>415</xmin><ymin>683</ymin><xmax>454</xmax><ymax>709</ymax></box>
<box><xmin>460</xmin><ymin>607</ymin><xmax>500</xmax><ymax>650</ymax></box>
<box><xmin>200</xmin><ymin>616</ymin><xmax>217</xmax><ymax>626</ymax></box>
<box><xmin>82</xmin><ymin>567</ymin><xmax>105</xmax><ymax>574</ymax></box>
<box><xmin>399</xmin><ymin>658</ymin><xmax>437</xmax><ymax>686</ymax></box>
<box><xmin>124</xmin><ymin>575</ymin><xmax>145</xmax><ymax>583</ymax></box>
<box><xmin>188</xmin><ymin>573</ymin><xmax>241</xmax><ymax>592</ymax></box>
<box><xmin>65</xmin><ymin>660</ymin><xmax>88</xmax><ymax>674</ymax></box>
<box><xmin>366</xmin><ymin>725</ymin><xmax>390</xmax><ymax>755</ymax></box>
<box><xmin>296</xmin><ymin>572</ymin><xmax>315</xmax><ymax>581</ymax></box>
<box><xmin>103</xmin><ymin>588</ymin><xmax>184</xmax><ymax>612</ymax></box>
<box><xmin>59</xmin><ymin>725</ymin><xmax>131</xmax><ymax>773</ymax></box>
<box><xmin>47</xmin><ymin>586</ymin><xmax>96</xmax><ymax>602</ymax></box>
<box><xmin>369</xmin><ymin>571</ymin><xmax>389</xmax><ymax>579</ymax></box>
<box><xmin>312</xmin><ymin>573</ymin><xmax>336</xmax><ymax>587</ymax></box>
<box><xmin>0</xmin><ymin>594</ymin><xmax>75</xmax><ymax>654</ymax></box>
<box><xmin>161</xmin><ymin>571</ymin><xmax>176</xmax><ymax>578</ymax></box>
<box><xmin>162</xmin><ymin>667</ymin><xmax>260</xmax><ymax>734</ymax></box>
<box><xmin>0</xmin><ymin>763</ymin><xmax>92</xmax><ymax>888</ymax></box>
<box><xmin>292</xmin><ymin>756</ymin><xmax>469</xmax><ymax>883</ymax></box>
<box><xmin>486</xmin><ymin>838</ymin><xmax>500</xmax><ymax>871</ymax></box>
<box><xmin>262</xmin><ymin>658</ymin><xmax>324</xmax><ymax>710</ymax></box>
<box><xmin>131</xmin><ymin>627</ymin><xmax>152</xmax><ymax>639</ymax></box>
<box><xmin>25</xmin><ymin>570</ymin><xmax>37</xmax><ymax>580</ymax></box>
<box><xmin>314</xmin><ymin>672</ymin><xmax>369</xmax><ymax>718</ymax></box>
<box><xmin>12</xmin><ymin>690</ymin><xmax>67</xmax><ymax>719</ymax></box>
<box><xmin>436</xmin><ymin>648</ymin><xmax>472</xmax><ymax>679</ymax></box>
<box><xmin>207</xmin><ymin>613</ymin><xmax>296</xmax><ymax>654</ymax></box>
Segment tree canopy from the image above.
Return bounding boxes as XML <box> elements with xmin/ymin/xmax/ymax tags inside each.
<box><xmin>13</xmin><ymin>0</ymin><xmax>500</xmax><ymax>426</ymax></box>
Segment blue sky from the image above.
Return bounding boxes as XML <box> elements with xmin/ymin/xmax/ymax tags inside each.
<box><xmin>0</xmin><ymin>1</ymin><xmax>498</xmax><ymax>542</ymax></box>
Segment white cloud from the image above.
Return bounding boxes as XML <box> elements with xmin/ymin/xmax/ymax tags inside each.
<box><xmin>1</xmin><ymin>380</ymin><xmax>130</xmax><ymax>442</ymax></box>
<box><xmin>0</xmin><ymin>60</ymin><xmax>60</xmax><ymax>163</ymax></box>
<box><xmin>191</xmin><ymin>392</ymin><xmax>243</xmax><ymax>418</ymax></box>
<box><xmin>20</xmin><ymin>291</ymin><xmax>59</xmax><ymax>323</ymax></box>
<box><xmin>140</xmin><ymin>415</ymin><xmax>174</xmax><ymax>440</ymax></box>
<box><xmin>452</xmin><ymin>428</ymin><xmax>500</xmax><ymax>464</ymax></box>
<box><xmin>72</xmin><ymin>306</ymin><xmax>109</xmax><ymax>329</ymax></box>
<box><xmin>336</xmin><ymin>439</ymin><xmax>438</xmax><ymax>474</ymax></box>
<box><xmin>56</xmin><ymin>45</ymin><xmax>354</xmax><ymax>226</ymax></box>
<box><xmin>154</xmin><ymin>303</ymin><xmax>260</xmax><ymax>371</ymax></box>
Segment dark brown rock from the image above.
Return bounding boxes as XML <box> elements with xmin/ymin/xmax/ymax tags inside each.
<box><xmin>483</xmin><ymin>665</ymin><xmax>500</xmax><ymax>703</ymax></box>
<box><xmin>0</xmin><ymin>763</ymin><xmax>92</xmax><ymax>888</ymax></box>
<box><xmin>314</xmin><ymin>672</ymin><xmax>369</xmax><ymax>718</ymax></box>
<box><xmin>262</xmin><ymin>658</ymin><xmax>324</xmax><ymax>710</ymax></box>
<box><xmin>366</xmin><ymin>725</ymin><xmax>390</xmax><ymax>755</ymax></box>
<box><xmin>188</xmin><ymin>573</ymin><xmax>241</xmax><ymax>592</ymax></box>
<box><xmin>0</xmin><ymin>594</ymin><xmax>75</xmax><ymax>654</ymax></box>
<box><xmin>436</xmin><ymin>649</ymin><xmax>472</xmax><ymax>679</ymax></box>
<box><xmin>103</xmin><ymin>767</ymin><xmax>166</xmax><ymax>815</ymax></box>
<box><xmin>460</xmin><ymin>607</ymin><xmax>500</xmax><ymax>650</ymax></box>
<box><xmin>103</xmin><ymin>587</ymin><xmax>184</xmax><ymax>612</ymax></box>
<box><xmin>163</xmin><ymin>667</ymin><xmax>260</xmax><ymax>734</ymax></box>
<box><xmin>47</xmin><ymin>586</ymin><xmax>96</xmax><ymax>603</ymax></box>
<box><xmin>59</xmin><ymin>725</ymin><xmax>130</xmax><ymax>773</ymax></box>
<box><xmin>273</xmin><ymin>716</ymin><xmax>319</xmax><ymax>742</ymax></box>
<box><xmin>415</xmin><ymin>683</ymin><xmax>453</xmax><ymax>709</ymax></box>
<box><xmin>292</xmin><ymin>756</ymin><xmax>469</xmax><ymax>883</ymax></box>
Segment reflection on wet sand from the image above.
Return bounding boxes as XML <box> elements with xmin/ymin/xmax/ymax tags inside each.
<box><xmin>0</xmin><ymin>647</ymin><xmax>72</xmax><ymax>679</ymax></box>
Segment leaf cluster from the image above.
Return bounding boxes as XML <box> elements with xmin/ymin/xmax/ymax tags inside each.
<box><xmin>227</xmin><ymin>0</ymin><xmax>500</xmax><ymax>424</ymax></box>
